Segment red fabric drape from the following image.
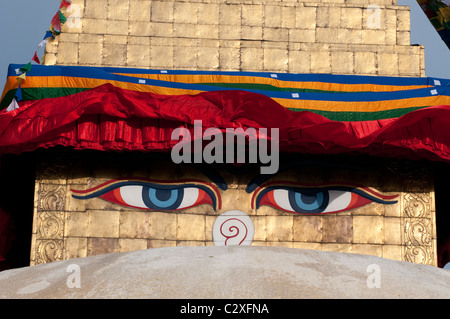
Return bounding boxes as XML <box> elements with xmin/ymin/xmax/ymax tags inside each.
<box><xmin>0</xmin><ymin>83</ymin><xmax>450</xmax><ymax>163</ymax></box>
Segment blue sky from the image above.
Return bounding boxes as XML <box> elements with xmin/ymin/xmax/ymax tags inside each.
<box><xmin>0</xmin><ymin>0</ymin><xmax>449</xmax><ymax>91</ymax></box>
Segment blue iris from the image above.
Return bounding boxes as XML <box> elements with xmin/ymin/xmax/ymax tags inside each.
<box><xmin>288</xmin><ymin>190</ymin><xmax>329</xmax><ymax>214</ymax></box>
<box><xmin>142</xmin><ymin>187</ymin><xmax>184</xmax><ymax>210</ymax></box>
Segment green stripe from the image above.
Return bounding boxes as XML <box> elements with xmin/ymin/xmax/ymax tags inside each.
<box><xmin>0</xmin><ymin>87</ymin><xmax>426</xmax><ymax>122</ymax></box>
<box><xmin>0</xmin><ymin>85</ymin><xmax>342</xmax><ymax>110</ymax></box>
<box><xmin>0</xmin><ymin>87</ymin><xmax>89</xmax><ymax>110</ymax></box>
<box><xmin>198</xmin><ymin>82</ymin><xmax>352</xmax><ymax>93</ymax></box>
<box><xmin>0</xmin><ymin>90</ymin><xmax>17</xmax><ymax>110</ymax></box>
<box><xmin>287</xmin><ymin>106</ymin><xmax>427</xmax><ymax>121</ymax></box>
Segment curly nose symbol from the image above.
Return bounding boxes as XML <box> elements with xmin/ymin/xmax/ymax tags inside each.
<box><xmin>212</xmin><ymin>210</ymin><xmax>255</xmax><ymax>246</ymax></box>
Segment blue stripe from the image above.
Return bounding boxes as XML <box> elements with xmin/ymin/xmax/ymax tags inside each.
<box><xmin>9</xmin><ymin>63</ymin><xmax>450</xmax><ymax>87</ymax></box>
<box><xmin>7</xmin><ymin>64</ymin><xmax>450</xmax><ymax>102</ymax></box>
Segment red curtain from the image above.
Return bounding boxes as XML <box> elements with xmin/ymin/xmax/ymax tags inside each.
<box><xmin>0</xmin><ymin>83</ymin><xmax>450</xmax><ymax>163</ymax></box>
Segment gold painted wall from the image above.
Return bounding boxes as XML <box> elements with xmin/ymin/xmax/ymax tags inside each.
<box><xmin>28</xmin><ymin>0</ymin><xmax>436</xmax><ymax>266</ymax></box>
<box><xmin>44</xmin><ymin>0</ymin><xmax>425</xmax><ymax>77</ymax></box>
<box><xmin>29</xmin><ymin>150</ymin><xmax>437</xmax><ymax>266</ymax></box>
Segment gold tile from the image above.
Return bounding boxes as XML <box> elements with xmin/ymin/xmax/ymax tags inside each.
<box><xmin>266</xmin><ymin>241</ymin><xmax>293</xmax><ymax>248</ymax></box>
<box><xmin>198</xmin><ymin>3</ymin><xmax>219</xmax><ymax>25</ymax></box>
<box><xmin>107</xmin><ymin>0</ymin><xmax>130</xmax><ymax>21</ymax></box>
<box><xmin>64</xmin><ymin>237</ymin><xmax>88</xmax><ymax>260</ymax></box>
<box><xmin>219</xmin><ymin>3</ymin><xmax>241</xmax><ymax>26</ymax></box>
<box><xmin>351</xmin><ymin>244</ymin><xmax>382</xmax><ymax>257</ymax></box>
<box><xmin>176</xmin><ymin>240</ymin><xmax>206</xmax><ymax>247</ymax></box>
<box><xmin>87</xmin><ymin>210</ymin><xmax>120</xmax><ymax>238</ymax></box>
<box><xmin>177</xmin><ymin>214</ymin><xmax>206</xmax><ymax>241</ymax></box>
<box><xmin>120</xmin><ymin>211</ymin><xmax>150</xmax><ymax>239</ymax></box>
<box><xmin>148</xmin><ymin>212</ymin><xmax>177</xmax><ymax>240</ymax></box>
<box><xmin>292</xmin><ymin>242</ymin><xmax>322</xmax><ymax>251</ymax></box>
<box><xmin>252</xmin><ymin>216</ymin><xmax>267</xmax><ymax>241</ymax></box>
<box><xmin>82</xmin><ymin>18</ymin><xmax>107</xmax><ymax>34</ymax></box>
<box><xmin>266</xmin><ymin>215</ymin><xmax>293</xmax><ymax>242</ymax></box>
<box><xmin>174</xmin><ymin>2</ymin><xmax>198</xmax><ymax>24</ymax></box>
<box><xmin>119</xmin><ymin>238</ymin><xmax>148</xmax><ymax>253</ymax></box>
<box><xmin>56</xmin><ymin>42</ymin><xmax>79</xmax><ymax>65</ymax></box>
<box><xmin>84</xmin><ymin>0</ymin><xmax>108</xmax><ymax>20</ymax></box>
<box><xmin>382</xmin><ymin>244</ymin><xmax>403</xmax><ymax>262</ymax></box>
<box><xmin>242</xmin><ymin>4</ymin><xmax>263</xmax><ymax>26</ymax></box>
<box><xmin>341</xmin><ymin>7</ymin><xmax>362</xmax><ymax>29</ymax></box>
<box><xmin>87</xmin><ymin>238</ymin><xmax>119</xmax><ymax>256</ymax></box>
<box><xmin>321</xmin><ymin>243</ymin><xmax>352</xmax><ymax>253</ymax></box>
<box><xmin>127</xmin><ymin>44</ymin><xmax>150</xmax><ymax>67</ymax></box>
<box><xmin>151</xmin><ymin>1</ymin><xmax>174</xmax><ymax>23</ymax></box>
<box><xmin>65</xmin><ymin>211</ymin><xmax>89</xmax><ymax>237</ymax></box>
<box><xmin>103</xmin><ymin>43</ymin><xmax>127</xmax><ymax>65</ymax></box>
<box><xmin>295</xmin><ymin>6</ymin><xmax>317</xmax><ymax>30</ymax></box>
<box><xmin>219</xmin><ymin>47</ymin><xmax>240</xmax><ymax>70</ymax></box>
<box><xmin>383</xmin><ymin>217</ymin><xmax>402</xmax><ymax>245</ymax></box>
<box><xmin>79</xmin><ymin>42</ymin><xmax>103</xmax><ymax>65</ymax></box>
<box><xmin>293</xmin><ymin>215</ymin><xmax>323</xmax><ymax>243</ymax></box>
<box><xmin>148</xmin><ymin>239</ymin><xmax>176</xmax><ymax>249</ymax></box>
<box><xmin>353</xmin><ymin>215</ymin><xmax>384</xmax><ymax>244</ymax></box>
<box><xmin>129</xmin><ymin>0</ymin><xmax>151</xmax><ymax>22</ymax></box>
<box><xmin>264</xmin><ymin>5</ymin><xmax>281</xmax><ymax>28</ymax></box>
<box><xmin>322</xmin><ymin>215</ymin><xmax>353</xmax><ymax>243</ymax></box>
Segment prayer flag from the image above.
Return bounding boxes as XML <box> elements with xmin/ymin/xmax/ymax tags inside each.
<box><xmin>51</xmin><ymin>11</ymin><xmax>61</xmax><ymax>31</ymax></box>
<box><xmin>18</xmin><ymin>63</ymin><xmax>31</xmax><ymax>74</ymax></box>
<box><xmin>14</xmin><ymin>86</ymin><xmax>22</xmax><ymax>102</ymax></box>
<box><xmin>32</xmin><ymin>52</ymin><xmax>41</xmax><ymax>65</ymax></box>
<box><xmin>60</xmin><ymin>0</ymin><xmax>72</xmax><ymax>9</ymax></box>
<box><xmin>43</xmin><ymin>30</ymin><xmax>55</xmax><ymax>40</ymax></box>
<box><xmin>59</xmin><ymin>10</ymin><xmax>67</xmax><ymax>25</ymax></box>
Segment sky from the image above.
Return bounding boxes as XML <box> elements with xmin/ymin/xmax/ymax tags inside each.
<box><xmin>0</xmin><ymin>0</ymin><xmax>449</xmax><ymax>89</ymax></box>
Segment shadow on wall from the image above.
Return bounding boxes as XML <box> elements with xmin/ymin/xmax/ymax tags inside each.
<box><xmin>0</xmin><ymin>152</ymin><xmax>36</xmax><ymax>271</ymax></box>
<box><xmin>435</xmin><ymin>161</ymin><xmax>450</xmax><ymax>269</ymax></box>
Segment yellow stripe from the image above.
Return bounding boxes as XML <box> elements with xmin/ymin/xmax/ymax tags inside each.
<box><xmin>273</xmin><ymin>95</ymin><xmax>450</xmax><ymax>112</ymax></box>
<box><xmin>9</xmin><ymin>76</ymin><xmax>204</xmax><ymax>96</ymax></box>
<box><xmin>113</xmin><ymin>73</ymin><xmax>429</xmax><ymax>92</ymax></box>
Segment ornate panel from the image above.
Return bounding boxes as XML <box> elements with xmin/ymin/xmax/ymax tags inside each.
<box><xmin>403</xmin><ymin>192</ymin><xmax>434</xmax><ymax>265</ymax></box>
<box><xmin>38</xmin><ymin>184</ymin><xmax>66</xmax><ymax>211</ymax></box>
<box><xmin>37</xmin><ymin>212</ymin><xmax>65</xmax><ymax>239</ymax></box>
<box><xmin>390</xmin><ymin>161</ymin><xmax>437</xmax><ymax>266</ymax></box>
<box><xmin>34</xmin><ymin>240</ymin><xmax>64</xmax><ymax>265</ymax></box>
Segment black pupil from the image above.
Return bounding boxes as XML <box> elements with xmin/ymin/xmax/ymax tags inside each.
<box><xmin>301</xmin><ymin>193</ymin><xmax>318</xmax><ymax>205</ymax></box>
<box><xmin>155</xmin><ymin>189</ymin><xmax>173</xmax><ymax>201</ymax></box>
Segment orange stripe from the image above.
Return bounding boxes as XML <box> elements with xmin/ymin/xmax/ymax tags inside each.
<box><xmin>113</xmin><ymin>73</ymin><xmax>429</xmax><ymax>92</ymax></box>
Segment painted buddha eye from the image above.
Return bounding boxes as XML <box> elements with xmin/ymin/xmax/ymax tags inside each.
<box><xmin>252</xmin><ymin>182</ymin><xmax>398</xmax><ymax>214</ymax></box>
<box><xmin>71</xmin><ymin>179</ymin><xmax>221</xmax><ymax>211</ymax></box>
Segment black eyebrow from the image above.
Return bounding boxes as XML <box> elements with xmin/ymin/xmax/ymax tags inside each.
<box><xmin>245</xmin><ymin>158</ymin><xmax>380</xmax><ymax>193</ymax></box>
<box><xmin>192</xmin><ymin>164</ymin><xmax>228</xmax><ymax>191</ymax></box>
<box><xmin>98</xmin><ymin>152</ymin><xmax>229</xmax><ymax>191</ymax></box>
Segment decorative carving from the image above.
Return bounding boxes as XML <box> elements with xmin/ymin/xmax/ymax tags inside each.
<box><xmin>389</xmin><ymin>161</ymin><xmax>436</xmax><ymax>266</ymax></box>
<box><xmin>403</xmin><ymin>192</ymin><xmax>434</xmax><ymax>265</ymax></box>
<box><xmin>33</xmin><ymin>183</ymin><xmax>67</xmax><ymax>265</ymax></box>
<box><xmin>38</xmin><ymin>184</ymin><xmax>66</xmax><ymax>211</ymax></box>
<box><xmin>404</xmin><ymin>193</ymin><xmax>431</xmax><ymax>219</ymax></box>
<box><xmin>35</xmin><ymin>240</ymin><xmax>63</xmax><ymax>265</ymax></box>
<box><xmin>37</xmin><ymin>212</ymin><xmax>65</xmax><ymax>239</ymax></box>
